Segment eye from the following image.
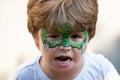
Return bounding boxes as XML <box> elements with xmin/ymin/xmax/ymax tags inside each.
<box><xmin>47</xmin><ymin>35</ymin><xmax>59</xmax><ymax>38</ymax></box>
<box><xmin>70</xmin><ymin>34</ymin><xmax>84</xmax><ymax>42</ymax></box>
<box><xmin>71</xmin><ymin>34</ymin><xmax>82</xmax><ymax>39</ymax></box>
<box><xmin>46</xmin><ymin>34</ymin><xmax>61</xmax><ymax>41</ymax></box>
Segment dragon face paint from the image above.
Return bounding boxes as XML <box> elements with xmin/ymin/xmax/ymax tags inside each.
<box><xmin>41</xmin><ymin>25</ymin><xmax>88</xmax><ymax>50</ymax></box>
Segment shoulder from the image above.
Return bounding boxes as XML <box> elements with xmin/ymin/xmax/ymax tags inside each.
<box><xmin>12</xmin><ymin>56</ymin><xmax>41</xmax><ymax>80</ymax></box>
<box><xmin>83</xmin><ymin>51</ymin><xmax>120</xmax><ymax>80</ymax></box>
<box><xmin>85</xmin><ymin>51</ymin><xmax>113</xmax><ymax>68</ymax></box>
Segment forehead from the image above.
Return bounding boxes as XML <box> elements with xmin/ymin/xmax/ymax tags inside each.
<box><xmin>46</xmin><ymin>23</ymin><xmax>84</xmax><ymax>34</ymax></box>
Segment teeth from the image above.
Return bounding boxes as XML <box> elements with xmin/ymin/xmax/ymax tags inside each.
<box><xmin>55</xmin><ymin>56</ymin><xmax>72</xmax><ymax>61</ymax></box>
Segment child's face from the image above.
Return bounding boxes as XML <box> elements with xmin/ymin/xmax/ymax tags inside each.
<box><xmin>37</xmin><ymin>25</ymin><xmax>88</xmax><ymax>72</ymax></box>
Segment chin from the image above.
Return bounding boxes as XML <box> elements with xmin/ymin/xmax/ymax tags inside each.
<box><xmin>51</xmin><ymin>61</ymin><xmax>75</xmax><ymax>73</ymax></box>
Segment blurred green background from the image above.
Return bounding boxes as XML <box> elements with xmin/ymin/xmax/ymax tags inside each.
<box><xmin>0</xmin><ymin>0</ymin><xmax>120</xmax><ymax>80</ymax></box>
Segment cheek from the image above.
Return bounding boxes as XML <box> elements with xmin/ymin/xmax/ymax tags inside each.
<box><xmin>72</xmin><ymin>48</ymin><xmax>82</xmax><ymax>54</ymax></box>
<box><xmin>44</xmin><ymin>48</ymin><xmax>56</xmax><ymax>57</ymax></box>
<box><xmin>72</xmin><ymin>48</ymin><xmax>83</xmax><ymax>60</ymax></box>
<box><xmin>41</xmin><ymin>49</ymin><xmax>54</xmax><ymax>63</ymax></box>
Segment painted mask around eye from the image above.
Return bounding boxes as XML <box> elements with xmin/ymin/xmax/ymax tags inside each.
<box><xmin>41</xmin><ymin>26</ymin><xmax>88</xmax><ymax>50</ymax></box>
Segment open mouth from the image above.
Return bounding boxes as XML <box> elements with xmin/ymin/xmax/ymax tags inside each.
<box><xmin>55</xmin><ymin>56</ymin><xmax>72</xmax><ymax>62</ymax></box>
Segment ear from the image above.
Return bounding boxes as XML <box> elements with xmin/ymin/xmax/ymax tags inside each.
<box><xmin>33</xmin><ymin>32</ymin><xmax>40</xmax><ymax>49</ymax></box>
<box><xmin>82</xmin><ymin>42</ymin><xmax>88</xmax><ymax>54</ymax></box>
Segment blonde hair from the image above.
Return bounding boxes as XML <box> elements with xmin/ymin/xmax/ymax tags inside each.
<box><xmin>27</xmin><ymin>0</ymin><xmax>98</xmax><ymax>40</ymax></box>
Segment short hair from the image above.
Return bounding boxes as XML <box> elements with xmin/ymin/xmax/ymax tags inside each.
<box><xmin>27</xmin><ymin>0</ymin><xmax>98</xmax><ymax>40</ymax></box>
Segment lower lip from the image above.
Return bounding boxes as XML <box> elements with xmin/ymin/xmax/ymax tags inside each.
<box><xmin>55</xmin><ymin>59</ymin><xmax>72</xmax><ymax>67</ymax></box>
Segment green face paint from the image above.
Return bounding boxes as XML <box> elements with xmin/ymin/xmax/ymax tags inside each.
<box><xmin>41</xmin><ymin>25</ymin><xmax>87</xmax><ymax>50</ymax></box>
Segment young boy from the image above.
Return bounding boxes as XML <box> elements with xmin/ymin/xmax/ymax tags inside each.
<box><xmin>13</xmin><ymin>0</ymin><xmax>120</xmax><ymax>80</ymax></box>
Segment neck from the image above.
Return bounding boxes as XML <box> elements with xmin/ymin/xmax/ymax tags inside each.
<box><xmin>40</xmin><ymin>56</ymin><xmax>84</xmax><ymax>80</ymax></box>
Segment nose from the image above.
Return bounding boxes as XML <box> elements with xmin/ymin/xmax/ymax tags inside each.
<box><xmin>59</xmin><ymin>45</ymin><xmax>71</xmax><ymax>52</ymax></box>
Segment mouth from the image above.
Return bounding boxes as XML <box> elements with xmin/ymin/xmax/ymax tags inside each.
<box><xmin>54</xmin><ymin>56</ymin><xmax>72</xmax><ymax>67</ymax></box>
<box><xmin>55</xmin><ymin>56</ymin><xmax>72</xmax><ymax>62</ymax></box>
